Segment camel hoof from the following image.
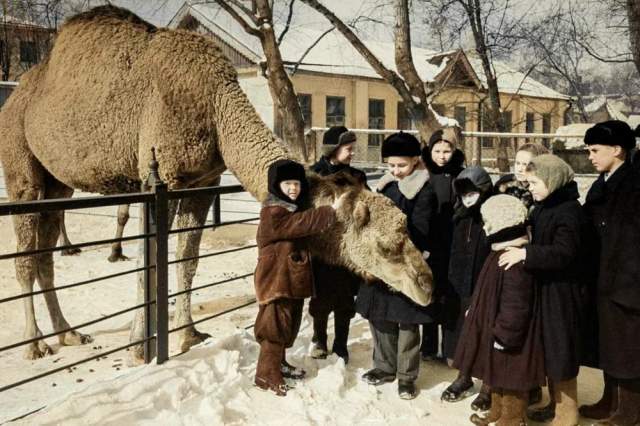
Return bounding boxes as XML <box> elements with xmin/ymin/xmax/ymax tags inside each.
<box><xmin>61</xmin><ymin>247</ymin><xmax>82</xmax><ymax>256</ymax></box>
<box><xmin>108</xmin><ymin>253</ymin><xmax>129</xmax><ymax>263</ymax></box>
<box><xmin>180</xmin><ymin>329</ymin><xmax>211</xmax><ymax>353</ymax></box>
<box><xmin>61</xmin><ymin>330</ymin><xmax>93</xmax><ymax>346</ymax></box>
<box><xmin>24</xmin><ymin>341</ymin><xmax>54</xmax><ymax>360</ymax></box>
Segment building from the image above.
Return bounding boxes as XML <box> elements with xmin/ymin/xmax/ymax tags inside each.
<box><xmin>0</xmin><ymin>14</ymin><xmax>54</xmax><ymax>82</ymax></box>
<box><xmin>170</xmin><ymin>2</ymin><xmax>571</xmax><ymax>163</ymax></box>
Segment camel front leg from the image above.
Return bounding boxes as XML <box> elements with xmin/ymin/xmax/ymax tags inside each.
<box><xmin>108</xmin><ymin>204</ymin><xmax>131</xmax><ymax>262</ymax></box>
<box><xmin>174</xmin><ymin>193</ymin><xmax>216</xmax><ymax>353</ymax></box>
<box><xmin>58</xmin><ymin>213</ymin><xmax>81</xmax><ymax>256</ymax></box>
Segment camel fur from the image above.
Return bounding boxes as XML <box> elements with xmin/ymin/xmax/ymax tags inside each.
<box><xmin>0</xmin><ymin>6</ymin><xmax>432</xmax><ymax>361</ymax></box>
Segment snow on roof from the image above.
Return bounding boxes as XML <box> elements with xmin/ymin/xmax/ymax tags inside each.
<box><xmin>554</xmin><ymin>123</ymin><xmax>593</xmax><ymax>149</ymax></box>
<box><xmin>173</xmin><ymin>2</ymin><xmax>569</xmax><ymax>101</ymax></box>
<box><xmin>0</xmin><ymin>14</ymin><xmax>42</xmax><ymax>27</ymax></box>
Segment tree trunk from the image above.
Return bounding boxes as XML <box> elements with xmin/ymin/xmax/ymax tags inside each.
<box><xmin>254</xmin><ymin>0</ymin><xmax>308</xmax><ymax>163</ymax></box>
<box><xmin>627</xmin><ymin>0</ymin><xmax>640</xmax><ymax>76</ymax></box>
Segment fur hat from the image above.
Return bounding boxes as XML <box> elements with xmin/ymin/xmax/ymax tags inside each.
<box><xmin>528</xmin><ymin>154</ymin><xmax>574</xmax><ymax>194</ymax></box>
<box><xmin>267</xmin><ymin>159</ymin><xmax>308</xmax><ymax>206</ymax></box>
<box><xmin>428</xmin><ymin>127</ymin><xmax>460</xmax><ymax>148</ymax></box>
<box><xmin>481</xmin><ymin>195</ymin><xmax>528</xmax><ymax>243</ymax></box>
<box><xmin>322</xmin><ymin>126</ymin><xmax>357</xmax><ymax>158</ymax></box>
<box><xmin>584</xmin><ymin>120</ymin><xmax>636</xmax><ymax>151</ymax></box>
<box><xmin>381</xmin><ymin>131</ymin><xmax>421</xmax><ymax>158</ymax></box>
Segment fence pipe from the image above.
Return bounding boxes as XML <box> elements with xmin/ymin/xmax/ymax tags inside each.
<box><xmin>154</xmin><ymin>171</ymin><xmax>169</xmax><ymax>365</ymax></box>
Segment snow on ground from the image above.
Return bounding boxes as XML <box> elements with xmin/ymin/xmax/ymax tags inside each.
<box><xmin>0</xmin><ymin>172</ymin><xmax>604</xmax><ymax>425</ymax></box>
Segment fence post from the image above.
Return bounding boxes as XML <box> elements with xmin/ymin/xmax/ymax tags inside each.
<box><xmin>213</xmin><ymin>194</ymin><xmax>221</xmax><ymax>226</ymax></box>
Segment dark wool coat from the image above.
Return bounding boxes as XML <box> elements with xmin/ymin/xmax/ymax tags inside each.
<box><xmin>523</xmin><ymin>181</ymin><xmax>591</xmax><ymax>381</ymax></box>
<box><xmin>453</xmin><ymin>249</ymin><xmax>546</xmax><ymax>391</ymax></box>
<box><xmin>423</xmin><ymin>149</ymin><xmax>465</xmax><ymax>286</ymax></box>
<box><xmin>442</xmin><ymin>205</ymin><xmax>491</xmax><ymax>359</ymax></box>
<box><xmin>311</xmin><ymin>156</ymin><xmax>368</xmax><ymax>186</ymax></box>
<box><xmin>356</xmin><ymin>170</ymin><xmax>439</xmax><ymax>324</ymax></box>
<box><xmin>584</xmin><ymin>162</ymin><xmax>640</xmax><ymax>379</ymax></box>
<box><xmin>254</xmin><ymin>197</ymin><xmax>336</xmax><ymax>305</ymax></box>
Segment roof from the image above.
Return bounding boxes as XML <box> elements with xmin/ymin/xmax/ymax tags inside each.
<box><xmin>169</xmin><ymin>2</ymin><xmax>570</xmax><ymax>101</ymax></box>
<box><xmin>0</xmin><ymin>14</ymin><xmax>48</xmax><ymax>29</ymax></box>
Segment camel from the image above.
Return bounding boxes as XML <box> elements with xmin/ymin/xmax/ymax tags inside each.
<box><xmin>0</xmin><ymin>5</ymin><xmax>432</xmax><ymax>361</ymax></box>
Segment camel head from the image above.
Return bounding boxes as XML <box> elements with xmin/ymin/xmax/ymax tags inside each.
<box><xmin>306</xmin><ymin>173</ymin><xmax>433</xmax><ymax>306</ymax></box>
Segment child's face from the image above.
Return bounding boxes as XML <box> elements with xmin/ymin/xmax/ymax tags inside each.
<box><xmin>461</xmin><ymin>191</ymin><xmax>481</xmax><ymax>208</ymax></box>
<box><xmin>431</xmin><ymin>141</ymin><xmax>453</xmax><ymax>167</ymax></box>
<box><xmin>514</xmin><ymin>150</ymin><xmax>534</xmax><ymax>181</ymax></box>
<box><xmin>387</xmin><ymin>156</ymin><xmax>418</xmax><ymax>180</ymax></box>
<box><xmin>333</xmin><ymin>143</ymin><xmax>355</xmax><ymax>165</ymax></box>
<box><xmin>279</xmin><ymin>180</ymin><xmax>301</xmax><ymax>201</ymax></box>
<box><xmin>587</xmin><ymin>144</ymin><xmax>623</xmax><ymax>173</ymax></box>
<box><xmin>525</xmin><ymin>173</ymin><xmax>550</xmax><ymax>202</ymax></box>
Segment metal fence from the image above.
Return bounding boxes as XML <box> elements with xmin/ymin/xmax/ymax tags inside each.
<box><xmin>0</xmin><ymin>151</ymin><xmax>260</xmax><ymax>394</ymax></box>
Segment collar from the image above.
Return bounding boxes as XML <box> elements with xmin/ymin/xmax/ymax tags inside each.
<box><xmin>263</xmin><ymin>193</ymin><xmax>298</xmax><ymax>212</ymax></box>
<box><xmin>376</xmin><ymin>168</ymin><xmax>430</xmax><ymax>200</ymax></box>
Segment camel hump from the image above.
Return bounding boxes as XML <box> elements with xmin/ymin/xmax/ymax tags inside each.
<box><xmin>64</xmin><ymin>4</ymin><xmax>156</xmax><ymax>33</ymax></box>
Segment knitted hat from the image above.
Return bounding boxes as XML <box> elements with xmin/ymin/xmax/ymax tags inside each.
<box><xmin>528</xmin><ymin>154</ymin><xmax>574</xmax><ymax>194</ymax></box>
<box><xmin>267</xmin><ymin>159</ymin><xmax>308</xmax><ymax>206</ymax></box>
<box><xmin>481</xmin><ymin>195</ymin><xmax>528</xmax><ymax>243</ymax></box>
<box><xmin>584</xmin><ymin>120</ymin><xmax>636</xmax><ymax>151</ymax></box>
<box><xmin>428</xmin><ymin>127</ymin><xmax>460</xmax><ymax>148</ymax></box>
<box><xmin>381</xmin><ymin>131</ymin><xmax>421</xmax><ymax>158</ymax></box>
<box><xmin>322</xmin><ymin>126</ymin><xmax>357</xmax><ymax>158</ymax></box>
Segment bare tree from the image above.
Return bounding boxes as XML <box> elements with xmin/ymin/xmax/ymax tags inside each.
<box><xmin>627</xmin><ymin>0</ymin><xmax>640</xmax><ymax>75</ymax></box>
<box><xmin>299</xmin><ymin>0</ymin><xmax>445</xmax><ymax>145</ymax></box>
<box><xmin>211</xmin><ymin>0</ymin><xmax>309</xmax><ymax>162</ymax></box>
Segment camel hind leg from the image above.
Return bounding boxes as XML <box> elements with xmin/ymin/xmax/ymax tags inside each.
<box><xmin>58</xmin><ymin>213</ymin><xmax>81</xmax><ymax>256</ymax></box>
<box><xmin>37</xmin><ymin>173</ymin><xmax>93</xmax><ymax>347</ymax></box>
<box><xmin>108</xmin><ymin>204</ymin><xmax>131</xmax><ymax>262</ymax></box>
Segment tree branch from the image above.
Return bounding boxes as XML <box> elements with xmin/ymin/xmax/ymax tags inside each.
<box><xmin>277</xmin><ymin>0</ymin><xmax>295</xmax><ymax>46</ymax></box>
<box><xmin>213</xmin><ymin>0</ymin><xmax>261</xmax><ymax>38</ymax></box>
<box><xmin>291</xmin><ymin>26</ymin><xmax>334</xmax><ymax>75</ymax></box>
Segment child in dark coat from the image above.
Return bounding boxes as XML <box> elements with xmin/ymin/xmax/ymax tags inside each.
<box><xmin>454</xmin><ymin>195</ymin><xmax>545</xmax><ymax>426</ymax></box>
<box><xmin>253</xmin><ymin>159</ymin><xmax>340</xmax><ymax>396</ymax></box>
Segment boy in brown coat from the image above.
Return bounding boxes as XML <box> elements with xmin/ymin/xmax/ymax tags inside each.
<box><xmin>454</xmin><ymin>195</ymin><xmax>545</xmax><ymax>425</ymax></box>
<box><xmin>253</xmin><ymin>159</ymin><xmax>340</xmax><ymax>396</ymax></box>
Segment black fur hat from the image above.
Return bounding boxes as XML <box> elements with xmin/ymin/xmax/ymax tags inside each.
<box><xmin>381</xmin><ymin>131</ymin><xmax>421</xmax><ymax>158</ymax></box>
<box><xmin>584</xmin><ymin>120</ymin><xmax>636</xmax><ymax>151</ymax></box>
<box><xmin>267</xmin><ymin>159</ymin><xmax>308</xmax><ymax>205</ymax></box>
<box><xmin>322</xmin><ymin>126</ymin><xmax>357</xmax><ymax>158</ymax></box>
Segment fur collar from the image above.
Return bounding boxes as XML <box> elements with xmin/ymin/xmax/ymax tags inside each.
<box><xmin>491</xmin><ymin>236</ymin><xmax>529</xmax><ymax>252</ymax></box>
<box><xmin>376</xmin><ymin>168</ymin><xmax>430</xmax><ymax>200</ymax></box>
<box><xmin>263</xmin><ymin>193</ymin><xmax>298</xmax><ymax>212</ymax></box>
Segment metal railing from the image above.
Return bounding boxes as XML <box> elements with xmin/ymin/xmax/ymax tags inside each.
<box><xmin>0</xmin><ymin>150</ymin><xmax>260</xmax><ymax>394</ymax></box>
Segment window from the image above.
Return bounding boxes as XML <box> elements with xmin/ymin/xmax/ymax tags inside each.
<box><xmin>501</xmin><ymin>110</ymin><xmax>513</xmax><ymax>147</ymax></box>
<box><xmin>525</xmin><ymin>112</ymin><xmax>535</xmax><ymax>133</ymax></box>
<box><xmin>19</xmin><ymin>41</ymin><xmax>38</xmax><ymax>64</ymax></box>
<box><xmin>297</xmin><ymin>94</ymin><xmax>312</xmax><ymax>129</ymax></box>
<box><xmin>397</xmin><ymin>102</ymin><xmax>416</xmax><ymax>130</ymax></box>
<box><xmin>454</xmin><ymin>106</ymin><xmax>466</xmax><ymax>130</ymax></box>
<box><xmin>326</xmin><ymin>96</ymin><xmax>345</xmax><ymax>127</ymax></box>
<box><xmin>0</xmin><ymin>40</ymin><xmax>6</xmax><ymax>67</ymax></box>
<box><xmin>368</xmin><ymin>99</ymin><xmax>385</xmax><ymax>146</ymax></box>
<box><xmin>542</xmin><ymin>113</ymin><xmax>551</xmax><ymax>147</ymax></box>
<box><xmin>480</xmin><ymin>104</ymin><xmax>493</xmax><ymax>148</ymax></box>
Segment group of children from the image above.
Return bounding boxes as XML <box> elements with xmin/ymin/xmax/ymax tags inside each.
<box><xmin>252</xmin><ymin>121</ymin><xmax>640</xmax><ymax>426</ymax></box>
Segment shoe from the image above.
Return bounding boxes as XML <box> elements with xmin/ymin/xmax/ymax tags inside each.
<box><xmin>527</xmin><ymin>400</ymin><xmax>555</xmax><ymax>422</ymax></box>
<box><xmin>529</xmin><ymin>386</ymin><xmax>542</xmax><ymax>406</ymax></box>
<box><xmin>579</xmin><ymin>373</ymin><xmax>617</xmax><ymax>420</ymax></box>
<box><xmin>441</xmin><ymin>376</ymin><xmax>474</xmax><ymax>402</ymax></box>
<box><xmin>310</xmin><ymin>343</ymin><xmax>328</xmax><ymax>360</ymax></box>
<box><xmin>255</xmin><ymin>376</ymin><xmax>289</xmax><ymax>396</ymax></box>
<box><xmin>331</xmin><ymin>344</ymin><xmax>349</xmax><ymax>364</ymax></box>
<box><xmin>470</xmin><ymin>392</ymin><xmax>502</xmax><ymax>425</ymax></box>
<box><xmin>361</xmin><ymin>368</ymin><xmax>396</xmax><ymax>386</ymax></box>
<box><xmin>280</xmin><ymin>360</ymin><xmax>306</xmax><ymax>380</ymax></box>
<box><xmin>398</xmin><ymin>380</ymin><xmax>417</xmax><ymax>400</ymax></box>
<box><xmin>471</xmin><ymin>386</ymin><xmax>492</xmax><ymax>412</ymax></box>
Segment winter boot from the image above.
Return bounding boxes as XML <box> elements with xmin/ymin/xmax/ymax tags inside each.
<box><xmin>497</xmin><ymin>390</ymin><xmax>527</xmax><ymax>426</ymax></box>
<box><xmin>529</xmin><ymin>386</ymin><xmax>543</xmax><ymax>406</ymax></box>
<box><xmin>362</xmin><ymin>368</ymin><xmax>396</xmax><ymax>386</ymax></box>
<box><xmin>398</xmin><ymin>380</ymin><xmax>417</xmax><ymax>400</ymax></box>
<box><xmin>470</xmin><ymin>391</ymin><xmax>503</xmax><ymax>425</ymax></box>
<box><xmin>332</xmin><ymin>313</ymin><xmax>351</xmax><ymax>363</ymax></box>
<box><xmin>527</xmin><ymin>381</ymin><xmax>555</xmax><ymax>422</ymax></box>
<box><xmin>551</xmin><ymin>378</ymin><xmax>579</xmax><ymax>426</ymax></box>
<box><xmin>598</xmin><ymin>378</ymin><xmax>640</xmax><ymax>426</ymax></box>
<box><xmin>471</xmin><ymin>383</ymin><xmax>492</xmax><ymax>411</ymax></box>
<box><xmin>280</xmin><ymin>358</ymin><xmax>306</xmax><ymax>380</ymax></box>
<box><xmin>442</xmin><ymin>373</ymin><xmax>474</xmax><ymax>402</ymax></box>
<box><xmin>580</xmin><ymin>373</ymin><xmax>618</xmax><ymax>420</ymax></box>
<box><xmin>255</xmin><ymin>341</ymin><xmax>288</xmax><ymax>396</ymax></box>
<box><xmin>310</xmin><ymin>315</ymin><xmax>329</xmax><ymax>359</ymax></box>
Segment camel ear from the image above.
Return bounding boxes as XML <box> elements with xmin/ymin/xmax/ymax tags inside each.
<box><xmin>353</xmin><ymin>201</ymin><xmax>370</xmax><ymax>229</ymax></box>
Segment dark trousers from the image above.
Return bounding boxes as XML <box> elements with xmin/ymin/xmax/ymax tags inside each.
<box><xmin>370</xmin><ymin>319</ymin><xmax>421</xmax><ymax>382</ymax></box>
<box><xmin>254</xmin><ymin>298</ymin><xmax>303</xmax><ymax>384</ymax></box>
<box><xmin>420</xmin><ymin>322</ymin><xmax>440</xmax><ymax>357</ymax></box>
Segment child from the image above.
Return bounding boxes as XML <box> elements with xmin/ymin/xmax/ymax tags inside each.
<box><xmin>499</xmin><ymin>154</ymin><xmax>587</xmax><ymax>425</ymax></box>
<box><xmin>440</xmin><ymin>166</ymin><xmax>492</xmax><ymax>403</ymax></box>
<box><xmin>454</xmin><ymin>195</ymin><xmax>545</xmax><ymax>426</ymax></box>
<box><xmin>494</xmin><ymin>143</ymin><xmax>548</xmax><ymax>210</ymax></box>
<box><xmin>356</xmin><ymin>131</ymin><xmax>438</xmax><ymax>400</ymax></box>
<box><xmin>253</xmin><ymin>159</ymin><xmax>341</xmax><ymax>396</ymax></box>
<box><xmin>419</xmin><ymin>127</ymin><xmax>465</xmax><ymax>362</ymax></box>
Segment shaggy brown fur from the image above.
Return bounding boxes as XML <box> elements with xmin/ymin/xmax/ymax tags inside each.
<box><xmin>0</xmin><ymin>6</ymin><xmax>432</xmax><ymax>361</ymax></box>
